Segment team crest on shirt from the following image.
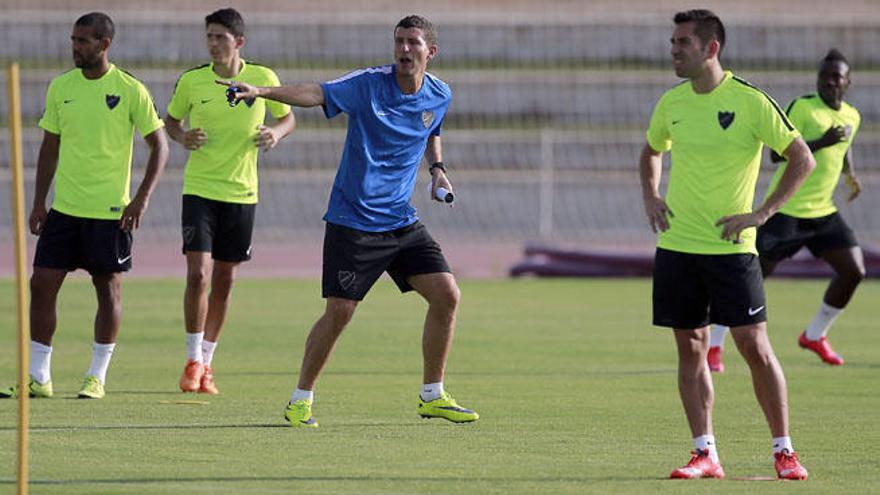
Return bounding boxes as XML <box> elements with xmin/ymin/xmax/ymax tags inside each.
<box><xmin>421</xmin><ymin>111</ymin><xmax>435</xmax><ymax>129</ymax></box>
<box><xmin>244</xmin><ymin>96</ymin><xmax>256</xmax><ymax>108</ymax></box>
<box><xmin>106</xmin><ymin>94</ymin><xmax>121</xmax><ymax>110</ymax></box>
<box><xmin>718</xmin><ymin>111</ymin><xmax>735</xmax><ymax>130</ymax></box>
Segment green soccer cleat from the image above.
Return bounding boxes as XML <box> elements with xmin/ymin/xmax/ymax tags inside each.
<box><xmin>0</xmin><ymin>377</ymin><xmax>54</xmax><ymax>399</ymax></box>
<box><xmin>418</xmin><ymin>392</ymin><xmax>479</xmax><ymax>423</ymax></box>
<box><xmin>284</xmin><ymin>399</ymin><xmax>319</xmax><ymax>429</ymax></box>
<box><xmin>77</xmin><ymin>375</ymin><xmax>105</xmax><ymax>399</ymax></box>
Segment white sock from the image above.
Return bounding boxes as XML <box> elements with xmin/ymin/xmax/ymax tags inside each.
<box><xmin>87</xmin><ymin>342</ymin><xmax>116</xmax><ymax>385</ymax></box>
<box><xmin>186</xmin><ymin>331</ymin><xmax>204</xmax><ymax>363</ymax></box>
<box><xmin>709</xmin><ymin>325</ymin><xmax>728</xmax><ymax>348</ymax></box>
<box><xmin>29</xmin><ymin>341</ymin><xmax>53</xmax><ymax>384</ymax></box>
<box><xmin>201</xmin><ymin>340</ymin><xmax>217</xmax><ymax>366</ymax></box>
<box><xmin>420</xmin><ymin>382</ymin><xmax>444</xmax><ymax>402</ymax></box>
<box><xmin>772</xmin><ymin>436</ymin><xmax>794</xmax><ymax>454</ymax></box>
<box><xmin>694</xmin><ymin>434</ymin><xmax>719</xmax><ymax>462</ymax></box>
<box><xmin>291</xmin><ymin>388</ymin><xmax>313</xmax><ymax>403</ymax></box>
<box><xmin>805</xmin><ymin>302</ymin><xmax>843</xmax><ymax>340</ymax></box>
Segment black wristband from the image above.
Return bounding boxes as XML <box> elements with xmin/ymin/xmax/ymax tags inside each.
<box><xmin>429</xmin><ymin>162</ymin><xmax>447</xmax><ymax>175</ymax></box>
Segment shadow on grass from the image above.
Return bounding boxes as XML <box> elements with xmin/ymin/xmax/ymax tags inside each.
<box><xmin>231</xmin><ymin>368</ymin><xmax>676</xmax><ymax>377</ymax></box>
<box><xmin>0</xmin><ymin>422</ymin><xmax>436</xmax><ymax>432</ymax></box>
<box><xmin>0</xmin><ymin>474</ymin><xmax>659</xmax><ymax>486</ymax></box>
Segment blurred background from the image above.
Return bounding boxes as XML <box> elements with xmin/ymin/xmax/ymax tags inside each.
<box><xmin>2</xmin><ymin>0</ymin><xmax>878</xmax><ymax>277</ymax></box>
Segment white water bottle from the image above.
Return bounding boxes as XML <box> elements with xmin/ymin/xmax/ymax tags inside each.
<box><xmin>427</xmin><ymin>184</ymin><xmax>454</xmax><ymax>204</ymax></box>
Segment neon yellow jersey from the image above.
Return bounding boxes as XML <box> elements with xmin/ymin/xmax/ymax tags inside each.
<box><xmin>646</xmin><ymin>71</ymin><xmax>800</xmax><ymax>255</ymax></box>
<box><xmin>167</xmin><ymin>60</ymin><xmax>291</xmax><ymax>204</ymax></box>
<box><xmin>766</xmin><ymin>94</ymin><xmax>860</xmax><ymax>218</ymax></box>
<box><xmin>38</xmin><ymin>65</ymin><xmax>164</xmax><ymax>219</ymax></box>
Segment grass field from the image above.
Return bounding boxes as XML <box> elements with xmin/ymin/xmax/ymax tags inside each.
<box><xmin>0</xmin><ymin>277</ymin><xmax>877</xmax><ymax>494</ymax></box>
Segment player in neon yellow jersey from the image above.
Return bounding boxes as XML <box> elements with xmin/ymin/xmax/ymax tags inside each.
<box><xmin>0</xmin><ymin>12</ymin><xmax>168</xmax><ymax>400</ymax></box>
<box><xmin>709</xmin><ymin>49</ymin><xmax>863</xmax><ymax>369</ymax></box>
<box><xmin>165</xmin><ymin>8</ymin><xmax>294</xmax><ymax>395</ymax></box>
<box><xmin>640</xmin><ymin>10</ymin><xmax>814</xmax><ymax>480</ymax></box>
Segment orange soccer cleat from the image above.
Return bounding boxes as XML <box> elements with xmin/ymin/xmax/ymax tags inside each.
<box><xmin>199</xmin><ymin>365</ymin><xmax>219</xmax><ymax>395</ymax></box>
<box><xmin>179</xmin><ymin>359</ymin><xmax>204</xmax><ymax>393</ymax></box>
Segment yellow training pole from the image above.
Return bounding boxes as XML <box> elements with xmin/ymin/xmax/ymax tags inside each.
<box><xmin>8</xmin><ymin>62</ymin><xmax>30</xmax><ymax>495</ymax></box>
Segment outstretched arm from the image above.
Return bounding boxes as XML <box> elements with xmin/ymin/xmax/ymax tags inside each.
<box><xmin>717</xmin><ymin>137</ymin><xmax>815</xmax><ymax>241</ymax></box>
<box><xmin>639</xmin><ymin>143</ymin><xmax>673</xmax><ymax>233</ymax></box>
<box><xmin>217</xmin><ymin>80</ymin><xmax>324</xmax><ymax>108</ymax></box>
<box><xmin>120</xmin><ymin>129</ymin><xmax>169</xmax><ymax>231</ymax></box>
<box><xmin>29</xmin><ymin>131</ymin><xmax>61</xmax><ymax>235</ymax></box>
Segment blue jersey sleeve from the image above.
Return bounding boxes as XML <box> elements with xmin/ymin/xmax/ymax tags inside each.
<box><xmin>321</xmin><ymin>69</ymin><xmax>371</xmax><ymax>119</ymax></box>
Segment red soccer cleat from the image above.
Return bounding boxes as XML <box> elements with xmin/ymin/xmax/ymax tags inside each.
<box><xmin>798</xmin><ymin>332</ymin><xmax>844</xmax><ymax>366</ymax></box>
<box><xmin>707</xmin><ymin>346</ymin><xmax>725</xmax><ymax>373</ymax></box>
<box><xmin>199</xmin><ymin>364</ymin><xmax>219</xmax><ymax>395</ymax></box>
<box><xmin>670</xmin><ymin>450</ymin><xmax>725</xmax><ymax>479</ymax></box>
<box><xmin>775</xmin><ymin>450</ymin><xmax>809</xmax><ymax>480</ymax></box>
<box><xmin>179</xmin><ymin>359</ymin><xmax>204</xmax><ymax>393</ymax></box>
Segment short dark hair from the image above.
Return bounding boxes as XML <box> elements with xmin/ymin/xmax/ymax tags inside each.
<box><xmin>75</xmin><ymin>12</ymin><xmax>115</xmax><ymax>40</ymax></box>
<box><xmin>823</xmin><ymin>48</ymin><xmax>849</xmax><ymax>67</ymax></box>
<box><xmin>205</xmin><ymin>8</ymin><xmax>245</xmax><ymax>37</ymax></box>
<box><xmin>674</xmin><ymin>9</ymin><xmax>725</xmax><ymax>54</ymax></box>
<box><xmin>396</xmin><ymin>15</ymin><xmax>437</xmax><ymax>46</ymax></box>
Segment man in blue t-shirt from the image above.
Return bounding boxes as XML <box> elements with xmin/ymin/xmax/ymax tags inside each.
<box><xmin>220</xmin><ymin>15</ymin><xmax>478</xmax><ymax>428</ymax></box>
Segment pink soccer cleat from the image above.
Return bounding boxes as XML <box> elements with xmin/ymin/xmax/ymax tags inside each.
<box><xmin>670</xmin><ymin>450</ymin><xmax>725</xmax><ymax>479</ymax></box>
<box><xmin>798</xmin><ymin>332</ymin><xmax>844</xmax><ymax>366</ymax></box>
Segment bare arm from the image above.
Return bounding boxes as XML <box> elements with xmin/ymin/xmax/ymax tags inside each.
<box><xmin>425</xmin><ymin>135</ymin><xmax>452</xmax><ymax>203</ymax></box>
<box><xmin>120</xmin><ymin>129</ymin><xmax>169</xmax><ymax>231</ymax></box>
<box><xmin>217</xmin><ymin>80</ymin><xmax>324</xmax><ymax>108</ymax></box>
<box><xmin>29</xmin><ymin>131</ymin><xmax>61</xmax><ymax>235</ymax></box>
<box><xmin>842</xmin><ymin>148</ymin><xmax>861</xmax><ymax>201</ymax></box>
<box><xmin>639</xmin><ymin>143</ymin><xmax>673</xmax><ymax>233</ymax></box>
<box><xmin>717</xmin><ymin>137</ymin><xmax>815</xmax><ymax>241</ymax></box>
<box><xmin>164</xmin><ymin>115</ymin><xmax>208</xmax><ymax>151</ymax></box>
<box><xmin>771</xmin><ymin>125</ymin><xmax>848</xmax><ymax>162</ymax></box>
<box><xmin>255</xmin><ymin>111</ymin><xmax>296</xmax><ymax>152</ymax></box>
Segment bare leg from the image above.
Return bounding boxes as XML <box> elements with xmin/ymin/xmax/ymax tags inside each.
<box><xmin>674</xmin><ymin>327</ymin><xmax>714</xmax><ymax>437</ymax></box>
<box><xmin>91</xmin><ymin>273</ymin><xmax>123</xmax><ymax>344</ymax></box>
<box><xmin>203</xmin><ymin>260</ymin><xmax>239</xmax><ymax>343</ymax></box>
<box><xmin>184</xmin><ymin>252</ymin><xmax>212</xmax><ymax>334</ymax></box>
<box><xmin>730</xmin><ymin>322</ymin><xmax>789</xmax><ymax>437</ymax></box>
<box><xmin>409</xmin><ymin>273</ymin><xmax>460</xmax><ymax>384</ymax></box>
<box><xmin>29</xmin><ymin>267</ymin><xmax>67</xmax><ymax>345</ymax></box>
<box><xmin>820</xmin><ymin>246</ymin><xmax>865</xmax><ymax>309</ymax></box>
<box><xmin>296</xmin><ymin>297</ymin><xmax>358</xmax><ymax>390</ymax></box>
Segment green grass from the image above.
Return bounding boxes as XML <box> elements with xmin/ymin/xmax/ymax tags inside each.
<box><xmin>0</xmin><ymin>277</ymin><xmax>878</xmax><ymax>494</ymax></box>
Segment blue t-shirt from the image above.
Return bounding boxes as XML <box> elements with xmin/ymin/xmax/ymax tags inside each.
<box><xmin>321</xmin><ymin>64</ymin><xmax>451</xmax><ymax>232</ymax></box>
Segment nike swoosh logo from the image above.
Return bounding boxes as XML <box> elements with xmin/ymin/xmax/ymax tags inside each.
<box><xmin>64</xmin><ymin>99</ymin><xmax>74</xmax><ymax>104</ymax></box>
<box><xmin>672</xmin><ymin>119</ymin><xmax>682</xmax><ymax>125</ymax></box>
<box><xmin>748</xmin><ymin>306</ymin><xmax>765</xmax><ymax>316</ymax></box>
<box><xmin>200</xmin><ymin>99</ymin><xmax>212</xmax><ymax>104</ymax></box>
<box><xmin>376</xmin><ymin>110</ymin><xmax>389</xmax><ymax>116</ymax></box>
<box><xmin>117</xmin><ymin>255</ymin><xmax>132</xmax><ymax>264</ymax></box>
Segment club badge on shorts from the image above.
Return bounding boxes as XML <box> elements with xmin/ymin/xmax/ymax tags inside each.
<box><xmin>421</xmin><ymin>110</ymin><xmax>435</xmax><ymax>129</ymax></box>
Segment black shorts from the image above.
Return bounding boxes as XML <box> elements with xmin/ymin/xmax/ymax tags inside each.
<box><xmin>181</xmin><ymin>194</ymin><xmax>256</xmax><ymax>262</ymax></box>
<box><xmin>33</xmin><ymin>209</ymin><xmax>133</xmax><ymax>275</ymax></box>
<box><xmin>757</xmin><ymin>212</ymin><xmax>858</xmax><ymax>262</ymax></box>
<box><xmin>322</xmin><ymin>221</ymin><xmax>451</xmax><ymax>301</ymax></box>
<box><xmin>653</xmin><ymin>247</ymin><xmax>767</xmax><ymax>329</ymax></box>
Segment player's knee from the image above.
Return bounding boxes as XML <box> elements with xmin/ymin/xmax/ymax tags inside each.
<box><xmin>842</xmin><ymin>263</ymin><xmax>866</xmax><ymax>286</ymax></box>
<box><xmin>186</xmin><ymin>268</ymin><xmax>210</xmax><ymax>291</ymax></box>
<box><xmin>325</xmin><ymin>299</ymin><xmax>358</xmax><ymax>328</ymax></box>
